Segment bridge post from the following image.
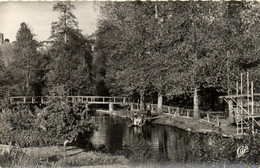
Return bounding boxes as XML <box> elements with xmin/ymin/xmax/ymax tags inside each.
<box><xmin>130</xmin><ymin>104</ymin><xmax>134</xmax><ymax>111</ymax></box>
<box><xmin>207</xmin><ymin>114</ymin><xmax>210</xmax><ymax>122</ymax></box>
<box><xmin>109</xmin><ymin>103</ymin><xmax>114</xmax><ymax>112</ymax></box>
<box><xmin>176</xmin><ymin>107</ymin><xmax>180</xmax><ymax>116</ymax></box>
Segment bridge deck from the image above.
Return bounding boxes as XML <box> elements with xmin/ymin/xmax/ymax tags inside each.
<box><xmin>9</xmin><ymin>96</ymin><xmax>133</xmax><ymax>105</ymax></box>
<box><xmin>9</xmin><ymin>96</ymin><xmax>195</xmax><ymax>120</ymax></box>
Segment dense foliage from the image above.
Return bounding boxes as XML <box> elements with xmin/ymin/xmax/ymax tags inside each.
<box><xmin>0</xmin><ymin>2</ymin><xmax>95</xmax><ymax>98</ymax></box>
<box><xmin>95</xmin><ymin>1</ymin><xmax>260</xmax><ymax>114</ymax></box>
<box><xmin>0</xmin><ymin>2</ymin><xmax>97</xmax><ymax>148</ymax></box>
<box><xmin>1</xmin><ymin>2</ymin><xmax>260</xmax><ymax>154</ymax></box>
<box><xmin>0</xmin><ymin>100</ymin><xmax>97</xmax><ymax>147</ymax></box>
<box><xmin>1</xmin><ymin>1</ymin><xmax>260</xmax><ymax>111</ymax></box>
<box><xmin>47</xmin><ymin>2</ymin><xmax>94</xmax><ymax>95</ymax></box>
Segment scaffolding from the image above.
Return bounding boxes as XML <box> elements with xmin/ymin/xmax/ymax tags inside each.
<box><xmin>220</xmin><ymin>72</ymin><xmax>260</xmax><ymax>135</ymax></box>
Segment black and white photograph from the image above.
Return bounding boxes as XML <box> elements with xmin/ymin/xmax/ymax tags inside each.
<box><xmin>1</xmin><ymin>1</ymin><xmax>260</xmax><ymax>167</ymax></box>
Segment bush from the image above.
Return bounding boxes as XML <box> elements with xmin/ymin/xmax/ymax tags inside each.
<box><xmin>0</xmin><ymin>152</ymin><xmax>14</xmax><ymax>167</ymax></box>
<box><xmin>184</xmin><ymin>130</ymin><xmax>260</xmax><ymax>166</ymax></box>
<box><xmin>128</xmin><ymin>137</ymin><xmax>155</xmax><ymax>163</ymax></box>
<box><xmin>0</xmin><ymin>98</ymin><xmax>98</xmax><ymax>147</ymax></box>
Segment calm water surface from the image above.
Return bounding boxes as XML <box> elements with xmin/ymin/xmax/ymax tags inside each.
<box><xmin>90</xmin><ymin>112</ymin><xmax>210</xmax><ymax>162</ymax></box>
<box><xmin>89</xmin><ymin>112</ymin><xmax>260</xmax><ymax>167</ymax></box>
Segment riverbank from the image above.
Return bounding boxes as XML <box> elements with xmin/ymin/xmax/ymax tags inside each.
<box><xmin>21</xmin><ymin>146</ymin><xmax>187</xmax><ymax>167</ymax></box>
<box><xmin>21</xmin><ymin>146</ymin><xmax>129</xmax><ymax>167</ymax></box>
<box><xmin>96</xmin><ymin>109</ymin><xmax>238</xmax><ymax>138</ymax></box>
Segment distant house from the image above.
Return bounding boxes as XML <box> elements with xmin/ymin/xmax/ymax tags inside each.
<box><xmin>0</xmin><ymin>40</ymin><xmax>14</xmax><ymax>67</ymax></box>
<box><xmin>37</xmin><ymin>41</ymin><xmax>53</xmax><ymax>53</ymax></box>
<box><xmin>0</xmin><ymin>33</ymin><xmax>4</xmax><ymax>44</ymax></box>
<box><xmin>0</xmin><ymin>33</ymin><xmax>14</xmax><ymax>67</ymax></box>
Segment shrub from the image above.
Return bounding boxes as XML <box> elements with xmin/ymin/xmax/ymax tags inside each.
<box><xmin>0</xmin><ymin>152</ymin><xmax>14</xmax><ymax>167</ymax></box>
<box><xmin>0</xmin><ymin>98</ymin><xmax>98</xmax><ymax>147</ymax></box>
<box><xmin>128</xmin><ymin>137</ymin><xmax>155</xmax><ymax>163</ymax></box>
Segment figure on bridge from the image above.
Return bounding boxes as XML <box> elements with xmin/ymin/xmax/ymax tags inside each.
<box><xmin>147</xmin><ymin>104</ymin><xmax>151</xmax><ymax>117</ymax></box>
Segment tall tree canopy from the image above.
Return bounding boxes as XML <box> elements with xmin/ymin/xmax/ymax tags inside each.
<box><xmin>95</xmin><ymin>1</ymin><xmax>260</xmax><ymax>114</ymax></box>
<box><xmin>11</xmin><ymin>22</ymin><xmax>39</xmax><ymax>95</ymax></box>
<box><xmin>51</xmin><ymin>1</ymin><xmax>78</xmax><ymax>41</ymax></box>
<box><xmin>46</xmin><ymin>2</ymin><xmax>94</xmax><ymax>95</ymax></box>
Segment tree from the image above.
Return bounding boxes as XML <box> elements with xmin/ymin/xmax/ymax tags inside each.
<box><xmin>51</xmin><ymin>1</ymin><xmax>78</xmax><ymax>42</ymax></box>
<box><xmin>47</xmin><ymin>2</ymin><xmax>94</xmax><ymax>95</ymax></box>
<box><xmin>231</xmin><ymin>2</ymin><xmax>260</xmax><ymax>91</ymax></box>
<box><xmin>97</xmin><ymin>2</ymin><xmax>228</xmax><ymax>113</ymax></box>
<box><xmin>12</xmin><ymin>22</ymin><xmax>39</xmax><ymax>95</ymax></box>
<box><xmin>95</xmin><ymin>1</ymin><xmax>260</xmax><ymax>115</ymax></box>
<box><xmin>97</xmin><ymin>2</ymin><xmax>159</xmax><ymax>110</ymax></box>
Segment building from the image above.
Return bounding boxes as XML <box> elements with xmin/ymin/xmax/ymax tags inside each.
<box><xmin>37</xmin><ymin>40</ymin><xmax>52</xmax><ymax>53</ymax></box>
<box><xmin>0</xmin><ymin>33</ymin><xmax>4</xmax><ymax>44</ymax></box>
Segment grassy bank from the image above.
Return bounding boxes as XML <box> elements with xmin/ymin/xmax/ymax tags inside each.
<box><xmin>0</xmin><ymin>146</ymin><xmax>129</xmax><ymax>167</ymax></box>
<box><xmin>22</xmin><ymin>146</ymin><xmax>129</xmax><ymax>167</ymax></box>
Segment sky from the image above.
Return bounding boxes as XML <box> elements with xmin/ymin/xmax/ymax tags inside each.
<box><xmin>0</xmin><ymin>1</ymin><xmax>100</xmax><ymax>42</ymax></box>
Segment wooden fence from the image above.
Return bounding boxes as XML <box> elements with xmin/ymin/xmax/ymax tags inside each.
<box><xmin>161</xmin><ymin>105</ymin><xmax>194</xmax><ymax>118</ymax></box>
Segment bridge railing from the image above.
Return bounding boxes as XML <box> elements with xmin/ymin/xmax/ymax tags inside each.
<box><xmin>9</xmin><ymin>96</ymin><xmax>133</xmax><ymax>105</ymax></box>
<box><xmin>161</xmin><ymin>105</ymin><xmax>194</xmax><ymax>118</ymax></box>
<box><xmin>66</xmin><ymin>96</ymin><xmax>131</xmax><ymax>104</ymax></box>
<box><xmin>201</xmin><ymin>113</ymin><xmax>220</xmax><ymax>126</ymax></box>
<box><xmin>9</xmin><ymin>96</ymin><xmax>196</xmax><ymax>118</ymax></box>
<box><xmin>10</xmin><ymin>96</ymin><xmax>62</xmax><ymax>104</ymax></box>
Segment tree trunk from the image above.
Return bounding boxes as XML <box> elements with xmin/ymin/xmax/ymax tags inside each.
<box><xmin>193</xmin><ymin>87</ymin><xmax>199</xmax><ymax>119</ymax></box>
<box><xmin>26</xmin><ymin>61</ymin><xmax>29</xmax><ymax>88</ymax></box>
<box><xmin>157</xmin><ymin>92</ymin><xmax>163</xmax><ymax>114</ymax></box>
<box><xmin>226</xmin><ymin>50</ymin><xmax>230</xmax><ymax>95</ymax></box>
<box><xmin>139</xmin><ymin>91</ymin><xmax>145</xmax><ymax>111</ymax></box>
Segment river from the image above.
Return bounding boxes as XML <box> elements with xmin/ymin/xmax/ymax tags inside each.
<box><xmin>90</xmin><ymin>112</ymin><xmax>243</xmax><ymax>165</ymax></box>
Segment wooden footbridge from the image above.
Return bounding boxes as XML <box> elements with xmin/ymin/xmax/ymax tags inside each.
<box><xmin>10</xmin><ymin>96</ymin><xmax>130</xmax><ymax>105</ymax></box>
<box><xmin>9</xmin><ymin>96</ymin><xmax>141</xmax><ymax>111</ymax></box>
<box><xmin>8</xmin><ymin>96</ymin><xmax>196</xmax><ymax>119</ymax></box>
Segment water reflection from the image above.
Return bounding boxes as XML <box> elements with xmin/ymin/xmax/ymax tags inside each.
<box><xmin>91</xmin><ymin>114</ymin><xmax>126</xmax><ymax>153</ymax></box>
<box><xmin>91</xmin><ymin>113</ymin><xmax>196</xmax><ymax>161</ymax></box>
<box><xmin>90</xmin><ymin>113</ymin><xmax>237</xmax><ymax>163</ymax></box>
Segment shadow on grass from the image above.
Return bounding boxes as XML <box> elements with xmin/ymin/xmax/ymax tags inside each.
<box><xmin>66</xmin><ymin>151</ymin><xmax>85</xmax><ymax>157</ymax></box>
